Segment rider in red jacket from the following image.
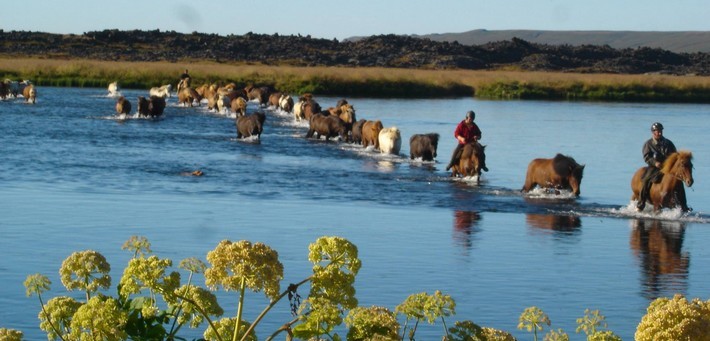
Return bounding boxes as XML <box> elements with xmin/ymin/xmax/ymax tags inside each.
<box><xmin>446</xmin><ymin>111</ymin><xmax>483</xmax><ymax>171</ymax></box>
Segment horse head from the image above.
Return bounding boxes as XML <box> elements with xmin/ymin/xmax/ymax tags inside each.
<box><xmin>663</xmin><ymin>151</ymin><xmax>694</xmax><ymax>187</ymax></box>
<box><xmin>474</xmin><ymin>143</ymin><xmax>488</xmax><ymax>174</ymax></box>
<box><xmin>338</xmin><ymin>104</ymin><xmax>356</xmax><ymax>125</ymax></box>
<box><xmin>568</xmin><ymin>163</ymin><xmax>586</xmax><ymax>197</ymax></box>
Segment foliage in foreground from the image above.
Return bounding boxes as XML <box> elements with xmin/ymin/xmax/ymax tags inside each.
<box><xmin>10</xmin><ymin>235</ymin><xmax>710</xmax><ymax>340</ymax></box>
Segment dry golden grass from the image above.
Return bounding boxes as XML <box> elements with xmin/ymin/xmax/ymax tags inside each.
<box><xmin>3</xmin><ymin>57</ymin><xmax>710</xmax><ymax>99</ymax></box>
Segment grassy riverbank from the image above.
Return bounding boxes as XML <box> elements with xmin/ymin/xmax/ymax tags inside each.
<box><xmin>3</xmin><ymin>57</ymin><xmax>710</xmax><ymax>102</ymax></box>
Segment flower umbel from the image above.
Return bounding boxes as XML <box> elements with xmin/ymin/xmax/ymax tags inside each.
<box><xmin>24</xmin><ymin>273</ymin><xmax>51</xmax><ymax>297</ymax></box>
<box><xmin>69</xmin><ymin>295</ymin><xmax>128</xmax><ymax>341</ymax></box>
<box><xmin>345</xmin><ymin>306</ymin><xmax>400</xmax><ymax>341</ymax></box>
<box><xmin>518</xmin><ymin>306</ymin><xmax>551</xmax><ymax>341</ymax></box>
<box><xmin>121</xmin><ymin>235</ymin><xmax>152</xmax><ymax>258</ymax></box>
<box><xmin>59</xmin><ymin>250</ymin><xmax>111</xmax><ymax>300</ymax></box>
<box><xmin>205</xmin><ymin>240</ymin><xmax>284</xmax><ymax>300</ymax></box>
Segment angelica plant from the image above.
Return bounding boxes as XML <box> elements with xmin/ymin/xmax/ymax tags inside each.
<box><xmin>291</xmin><ymin>236</ymin><xmax>361</xmax><ymax>340</ymax></box>
<box><xmin>518</xmin><ymin>306</ymin><xmax>551</xmax><ymax>341</ymax></box>
<box><xmin>635</xmin><ymin>294</ymin><xmax>710</xmax><ymax>341</ymax></box>
<box><xmin>205</xmin><ymin>240</ymin><xmax>284</xmax><ymax>341</ymax></box>
<box><xmin>24</xmin><ymin>273</ymin><xmax>73</xmax><ymax>341</ymax></box>
<box><xmin>395</xmin><ymin>290</ymin><xmax>456</xmax><ymax>340</ymax></box>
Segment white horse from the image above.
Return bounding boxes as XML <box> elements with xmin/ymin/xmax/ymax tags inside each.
<box><xmin>217</xmin><ymin>94</ymin><xmax>230</xmax><ymax>114</ymax></box>
<box><xmin>149</xmin><ymin>84</ymin><xmax>172</xmax><ymax>98</ymax></box>
<box><xmin>279</xmin><ymin>94</ymin><xmax>294</xmax><ymax>113</ymax></box>
<box><xmin>107</xmin><ymin>81</ymin><xmax>121</xmax><ymax>97</ymax></box>
<box><xmin>378</xmin><ymin>126</ymin><xmax>402</xmax><ymax>155</ymax></box>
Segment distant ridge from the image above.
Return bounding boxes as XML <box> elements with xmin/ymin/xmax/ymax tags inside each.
<box><xmin>413</xmin><ymin>30</ymin><xmax>710</xmax><ymax>53</ymax></box>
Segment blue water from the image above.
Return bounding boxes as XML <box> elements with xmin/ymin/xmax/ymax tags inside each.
<box><xmin>1</xmin><ymin>87</ymin><xmax>710</xmax><ymax>340</ymax></box>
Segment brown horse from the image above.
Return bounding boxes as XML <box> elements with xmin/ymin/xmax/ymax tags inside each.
<box><xmin>361</xmin><ymin>120</ymin><xmax>383</xmax><ymax>149</ymax></box>
<box><xmin>451</xmin><ymin>142</ymin><xmax>487</xmax><ymax>184</ymax></box>
<box><xmin>522</xmin><ymin>154</ymin><xmax>585</xmax><ymax>196</ymax></box>
<box><xmin>631</xmin><ymin>151</ymin><xmax>694</xmax><ymax>212</ymax></box>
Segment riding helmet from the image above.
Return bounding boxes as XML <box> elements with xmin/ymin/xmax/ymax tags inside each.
<box><xmin>651</xmin><ymin>122</ymin><xmax>664</xmax><ymax>131</ymax></box>
<box><xmin>466</xmin><ymin>111</ymin><xmax>475</xmax><ymax>120</ymax></box>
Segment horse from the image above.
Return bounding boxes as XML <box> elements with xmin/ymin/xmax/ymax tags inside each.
<box><xmin>0</xmin><ymin>81</ymin><xmax>7</xmax><ymax>100</ymax></box>
<box><xmin>451</xmin><ymin>142</ymin><xmax>487</xmax><ymax>184</ymax></box>
<box><xmin>231</xmin><ymin>96</ymin><xmax>248</xmax><ymax>116</ymax></box>
<box><xmin>108</xmin><ymin>81</ymin><xmax>120</xmax><ymax>97</ymax></box>
<box><xmin>279</xmin><ymin>94</ymin><xmax>294</xmax><ymax>113</ymax></box>
<box><xmin>115</xmin><ymin>96</ymin><xmax>131</xmax><ymax>116</ymax></box>
<box><xmin>137</xmin><ymin>96</ymin><xmax>150</xmax><ymax>116</ymax></box>
<box><xmin>149</xmin><ymin>84</ymin><xmax>172</xmax><ymax>98</ymax></box>
<box><xmin>147</xmin><ymin>96</ymin><xmax>166</xmax><ymax>117</ymax></box>
<box><xmin>268</xmin><ymin>91</ymin><xmax>282</xmax><ymax>108</ymax></box>
<box><xmin>301</xmin><ymin>99</ymin><xmax>322</xmax><ymax>121</ymax></box>
<box><xmin>361</xmin><ymin>120</ymin><xmax>383</xmax><ymax>149</ymax></box>
<box><xmin>306</xmin><ymin>113</ymin><xmax>348</xmax><ymax>142</ymax></box>
<box><xmin>521</xmin><ymin>154</ymin><xmax>585</xmax><ymax>196</ymax></box>
<box><xmin>293</xmin><ymin>94</ymin><xmax>314</xmax><ymax>121</ymax></box>
<box><xmin>216</xmin><ymin>94</ymin><xmax>230</xmax><ymax>114</ymax></box>
<box><xmin>630</xmin><ymin>151</ymin><xmax>694</xmax><ymax>212</ymax></box>
<box><xmin>351</xmin><ymin>119</ymin><xmax>367</xmax><ymax>145</ymax></box>
<box><xmin>378</xmin><ymin>126</ymin><xmax>402</xmax><ymax>155</ymax></box>
<box><xmin>328</xmin><ymin>103</ymin><xmax>356</xmax><ymax>134</ymax></box>
<box><xmin>23</xmin><ymin>84</ymin><xmax>37</xmax><ymax>104</ymax></box>
<box><xmin>178</xmin><ymin>87</ymin><xmax>202</xmax><ymax>107</ymax></box>
<box><xmin>177</xmin><ymin>77</ymin><xmax>191</xmax><ymax>94</ymax></box>
<box><xmin>409</xmin><ymin>133</ymin><xmax>439</xmax><ymax>161</ymax></box>
<box><xmin>236</xmin><ymin>112</ymin><xmax>266</xmax><ymax>140</ymax></box>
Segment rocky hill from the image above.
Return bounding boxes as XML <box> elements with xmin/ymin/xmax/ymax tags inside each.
<box><xmin>413</xmin><ymin>30</ymin><xmax>710</xmax><ymax>54</ymax></box>
<box><xmin>2</xmin><ymin>29</ymin><xmax>710</xmax><ymax>76</ymax></box>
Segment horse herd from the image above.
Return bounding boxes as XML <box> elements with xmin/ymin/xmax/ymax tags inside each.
<box><xmin>2</xmin><ymin>78</ymin><xmax>695</xmax><ymax>213</ymax></box>
<box><xmin>0</xmin><ymin>79</ymin><xmax>37</xmax><ymax>103</ymax></box>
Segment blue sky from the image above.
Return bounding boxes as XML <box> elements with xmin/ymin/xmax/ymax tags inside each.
<box><xmin>2</xmin><ymin>0</ymin><xmax>709</xmax><ymax>40</ymax></box>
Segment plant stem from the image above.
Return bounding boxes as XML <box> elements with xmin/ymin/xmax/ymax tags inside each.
<box><xmin>233</xmin><ymin>277</ymin><xmax>246</xmax><ymax>341</ymax></box>
<box><xmin>167</xmin><ymin>287</ymin><xmax>223</xmax><ymax>341</ymax></box>
<box><xmin>440</xmin><ymin>316</ymin><xmax>450</xmax><ymax>339</ymax></box>
<box><xmin>167</xmin><ymin>272</ymin><xmax>194</xmax><ymax>337</ymax></box>
<box><xmin>264</xmin><ymin>316</ymin><xmax>299</xmax><ymax>341</ymax></box>
<box><xmin>240</xmin><ymin>277</ymin><xmax>311</xmax><ymax>341</ymax></box>
<box><xmin>38</xmin><ymin>293</ymin><xmax>69</xmax><ymax>341</ymax></box>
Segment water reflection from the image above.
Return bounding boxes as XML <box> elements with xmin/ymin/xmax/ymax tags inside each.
<box><xmin>452</xmin><ymin>210</ymin><xmax>481</xmax><ymax>250</ymax></box>
<box><xmin>525</xmin><ymin>213</ymin><xmax>582</xmax><ymax>234</ymax></box>
<box><xmin>629</xmin><ymin>219</ymin><xmax>689</xmax><ymax>300</ymax></box>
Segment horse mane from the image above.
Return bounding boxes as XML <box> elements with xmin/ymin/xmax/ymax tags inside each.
<box><xmin>661</xmin><ymin>150</ymin><xmax>693</xmax><ymax>174</ymax></box>
<box><xmin>552</xmin><ymin>154</ymin><xmax>579</xmax><ymax>176</ymax></box>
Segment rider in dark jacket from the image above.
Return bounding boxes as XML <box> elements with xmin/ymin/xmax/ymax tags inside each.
<box><xmin>637</xmin><ymin>122</ymin><xmax>678</xmax><ymax>211</ymax></box>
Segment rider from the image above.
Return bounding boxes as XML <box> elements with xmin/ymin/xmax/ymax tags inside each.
<box><xmin>446</xmin><ymin>110</ymin><xmax>485</xmax><ymax>171</ymax></box>
<box><xmin>636</xmin><ymin>122</ymin><xmax>677</xmax><ymax>211</ymax></box>
<box><xmin>178</xmin><ymin>69</ymin><xmax>191</xmax><ymax>92</ymax></box>
<box><xmin>180</xmin><ymin>69</ymin><xmax>190</xmax><ymax>81</ymax></box>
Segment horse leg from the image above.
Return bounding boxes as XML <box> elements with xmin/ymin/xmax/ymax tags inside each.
<box><xmin>675</xmin><ymin>184</ymin><xmax>690</xmax><ymax>212</ymax></box>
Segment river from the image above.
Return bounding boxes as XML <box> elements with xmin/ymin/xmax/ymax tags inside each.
<box><xmin>1</xmin><ymin>87</ymin><xmax>709</xmax><ymax>340</ymax></box>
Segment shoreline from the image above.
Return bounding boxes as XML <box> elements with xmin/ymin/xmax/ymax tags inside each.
<box><xmin>3</xmin><ymin>58</ymin><xmax>710</xmax><ymax>102</ymax></box>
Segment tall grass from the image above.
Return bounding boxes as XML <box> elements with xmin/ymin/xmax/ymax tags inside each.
<box><xmin>3</xmin><ymin>57</ymin><xmax>710</xmax><ymax>101</ymax></box>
